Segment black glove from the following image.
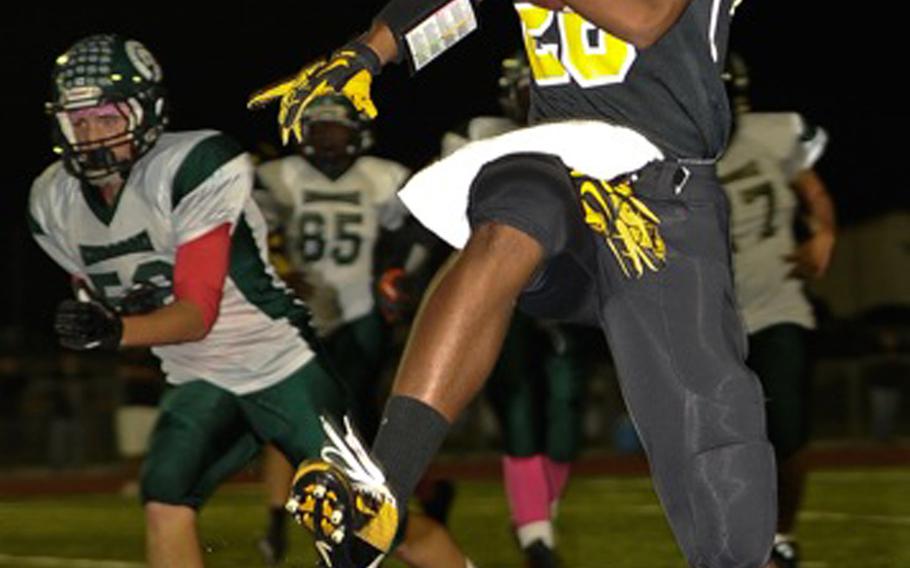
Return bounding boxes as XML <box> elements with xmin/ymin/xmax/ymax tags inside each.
<box><xmin>54</xmin><ymin>299</ymin><xmax>123</xmax><ymax>351</ymax></box>
<box><xmin>119</xmin><ymin>282</ymin><xmax>169</xmax><ymax>316</ymax></box>
<box><xmin>248</xmin><ymin>41</ymin><xmax>381</xmax><ymax>145</ymax></box>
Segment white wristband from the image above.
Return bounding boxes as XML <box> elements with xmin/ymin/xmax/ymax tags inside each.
<box><xmin>403</xmin><ymin>0</ymin><xmax>478</xmax><ymax>72</ymax></box>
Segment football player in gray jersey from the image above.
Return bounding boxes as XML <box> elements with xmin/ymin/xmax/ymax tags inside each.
<box><xmin>31</xmin><ymin>34</ymin><xmax>470</xmax><ymax>568</ymax></box>
<box><xmin>251</xmin><ymin>1</ymin><xmax>776</xmax><ymax>567</ymax></box>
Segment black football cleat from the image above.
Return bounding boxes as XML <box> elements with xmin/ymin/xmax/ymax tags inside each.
<box><xmin>287</xmin><ymin>416</ymin><xmax>399</xmax><ymax>568</ymax></box>
<box><xmin>525</xmin><ymin>539</ymin><xmax>561</xmax><ymax>568</ymax></box>
<box><xmin>770</xmin><ymin>537</ymin><xmax>800</xmax><ymax>568</ymax></box>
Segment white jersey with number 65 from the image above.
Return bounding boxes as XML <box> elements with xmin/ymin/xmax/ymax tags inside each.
<box><xmin>257</xmin><ymin>155</ymin><xmax>410</xmax><ymax>326</ymax></box>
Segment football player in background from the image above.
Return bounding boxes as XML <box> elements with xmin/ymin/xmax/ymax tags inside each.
<box><xmin>250</xmin><ymin>0</ymin><xmax>778</xmax><ymax>567</ymax></box>
<box><xmin>442</xmin><ymin>53</ymin><xmax>587</xmax><ymax>568</ymax></box>
<box><xmin>254</xmin><ymin>94</ymin><xmax>416</xmax><ymax>565</ymax></box>
<box><xmin>718</xmin><ymin>54</ymin><xmax>835</xmax><ymax>568</ymax></box>
<box><xmin>29</xmin><ymin>35</ymin><xmax>469</xmax><ymax>568</ymax></box>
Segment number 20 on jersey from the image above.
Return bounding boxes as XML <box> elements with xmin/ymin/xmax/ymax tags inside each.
<box><xmin>515</xmin><ymin>3</ymin><xmax>637</xmax><ymax>88</ymax></box>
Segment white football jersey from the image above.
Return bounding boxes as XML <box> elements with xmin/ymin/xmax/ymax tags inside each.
<box><xmin>717</xmin><ymin>112</ymin><xmax>828</xmax><ymax>333</ymax></box>
<box><xmin>29</xmin><ymin>130</ymin><xmax>315</xmax><ymax>395</ymax></box>
<box><xmin>256</xmin><ymin>155</ymin><xmax>410</xmax><ymax>327</ymax></box>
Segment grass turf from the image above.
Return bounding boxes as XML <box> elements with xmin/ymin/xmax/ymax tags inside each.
<box><xmin>1</xmin><ymin>469</ymin><xmax>909</xmax><ymax>567</ymax></box>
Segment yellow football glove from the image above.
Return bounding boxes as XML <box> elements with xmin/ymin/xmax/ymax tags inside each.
<box><xmin>574</xmin><ymin>172</ymin><xmax>667</xmax><ymax>279</ymax></box>
<box><xmin>248</xmin><ymin>42</ymin><xmax>381</xmax><ymax>145</ymax></box>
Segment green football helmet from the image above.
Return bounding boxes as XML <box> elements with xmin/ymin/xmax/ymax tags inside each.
<box><xmin>47</xmin><ymin>34</ymin><xmax>168</xmax><ymax>183</ymax></box>
<box><xmin>300</xmin><ymin>93</ymin><xmax>373</xmax><ymax>155</ymax></box>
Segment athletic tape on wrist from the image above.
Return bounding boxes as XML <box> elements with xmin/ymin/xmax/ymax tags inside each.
<box><xmin>377</xmin><ymin>0</ymin><xmax>478</xmax><ymax>73</ymax></box>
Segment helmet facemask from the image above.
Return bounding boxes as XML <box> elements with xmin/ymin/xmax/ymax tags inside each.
<box><xmin>299</xmin><ymin>95</ymin><xmax>373</xmax><ymax>179</ymax></box>
<box><xmin>51</xmin><ymin>99</ymin><xmax>134</xmax><ymax>185</ymax></box>
<box><xmin>47</xmin><ymin>35</ymin><xmax>168</xmax><ymax>186</ymax></box>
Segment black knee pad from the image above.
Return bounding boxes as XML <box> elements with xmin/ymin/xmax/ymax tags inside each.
<box><xmin>468</xmin><ymin>152</ymin><xmax>600</xmax><ymax>325</ymax></box>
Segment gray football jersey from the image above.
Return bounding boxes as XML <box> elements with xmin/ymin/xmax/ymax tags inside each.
<box><xmin>516</xmin><ymin>0</ymin><xmax>741</xmax><ymax>159</ymax></box>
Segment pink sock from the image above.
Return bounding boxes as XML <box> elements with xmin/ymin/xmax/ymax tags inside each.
<box><xmin>544</xmin><ymin>458</ymin><xmax>571</xmax><ymax>504</ymax></box>
<box><xmin>502</xmin><ymin>455</ymin><xmax>550</xmax><ymax>527</ymax></box>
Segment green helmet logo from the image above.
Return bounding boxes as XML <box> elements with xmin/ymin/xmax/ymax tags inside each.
<box><xmin>124</xmin><ymin>40</ymin><xmax>163</xmax><ymax>83</ymax></box>
<box><xmin>47</xmin><ymin>34</ymin><xmax>168</xmax><ymax>183</ymax></box>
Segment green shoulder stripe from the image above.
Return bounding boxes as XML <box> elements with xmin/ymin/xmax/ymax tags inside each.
<box><xmin>229</xmin><ymin>213</ymin><xmax>323</xmax><ymax>353</ymax></box>
<box><xmin>172</xmin><ymin>133</ymin><xmax>244</xmax><ymax>209</ymax></box>
<box><xmin>229</xmin><ymin>213</ymin><xmax>311</xmax><ymax>325</ymax></box>
<box><xmin>27</xmin><ymin>209</ymin><xmax>46</xmax><ymax>236</ymax></box>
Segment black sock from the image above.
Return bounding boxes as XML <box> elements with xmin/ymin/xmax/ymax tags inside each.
<box><xmin>267</xmin><ymin>506</ymin><xmax>286</xmax><ymax>540</ymax></box>
<box><xmin>372</xmin><ymin>395</ymin><xmax>450</xmax><ymax>508</ymax></box>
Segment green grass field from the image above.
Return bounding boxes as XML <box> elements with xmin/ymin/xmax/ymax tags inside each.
<box><xmin>1</xmin><ymin>469</ymin><xmax>909</xmax><ymax>567</ymax></box>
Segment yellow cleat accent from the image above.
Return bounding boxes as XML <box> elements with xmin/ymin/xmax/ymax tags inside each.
<box><xmin>352</xmin><ymin>495</ymin><xmax>399</xmax><ymax>553</ymax></box>
<box><xmin>300</xmin><ymin>495</ymin><xmax>316</xmax><ymax>514</ymax></box>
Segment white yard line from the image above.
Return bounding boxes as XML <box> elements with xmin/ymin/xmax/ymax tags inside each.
<box><xmin>810</xmin><ymin>470</ymin><xmax>910</xmax><ymax>483</ymax></box>
<box><xmin>0</xmin><ymin>554</ymin><xmax>143</xmax><ymax>567</ymax></box>
<box><xmin>800</xmin><ymin>510</ymin><xmax>910</xmax><ymax>527</ymax></box>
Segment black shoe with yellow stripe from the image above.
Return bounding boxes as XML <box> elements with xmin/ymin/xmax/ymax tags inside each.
<box><xmin>287</xmin><ymin>416</ymin><xmax>399</xmax><ymax>568</ymax></box>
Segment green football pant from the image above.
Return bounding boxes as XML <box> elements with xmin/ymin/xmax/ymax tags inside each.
<box><xmin>140</xmin><ymin>360</ymin><xmax>345</xmax><ymax>508</ymax></box>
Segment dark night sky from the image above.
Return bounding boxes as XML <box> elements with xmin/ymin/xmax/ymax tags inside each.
<box><xmin>1</xmin><ymin>2</ymin><xmax>906</xmax><ymax>337</ymax></box>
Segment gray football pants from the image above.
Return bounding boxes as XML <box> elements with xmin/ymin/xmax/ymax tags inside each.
<box><xmin>468</xmin><ymin>154</ymin><xmax>776</xmax><ymax>568</ymax></box>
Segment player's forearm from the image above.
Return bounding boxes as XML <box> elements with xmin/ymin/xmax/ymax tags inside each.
<box><xmin>561</xmin><ymin>0</ymin><xmax>691</xmax><ymax>48</ymax></box>
<box><xmin>369</xmin><ymin>0</ymin><xmax>480</xmax><ymax>70</ymax></box>
<box><xmin>361</xmin><ymin>21</ymin><xmax>400</xmax><ymax>66</ymax></box>
<box><xmin>120</xmin><ymin>300</ymin><xmax>209</xmax><ymax>348</ymax></box>
<box><xmin>793</xmin><ymin>169</ymin><xmax>836</xmax><ymax>237</ymax></box>
<box><xmin>364</xmin><ymin>0</ymin><xmax>688</xmax><ymax>70</ymax></box>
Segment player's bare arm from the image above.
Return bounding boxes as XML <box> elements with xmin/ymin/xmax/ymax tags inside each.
<box><xmin>362</xmin><ymin>0</ymin><xmax>690</xmax><ymax>64</ymax></box>
<box><xmin>250</xmin><ymin>0</ymin><xmax>690</xmax><ymax>143</ymax></box>
<box><xmin>55</xmin><ymin>222</ymin><xmax>234</xmax><ymax>351</ymax></box>
<box><xmin>119</xmin><ymin>301</ymin><xmax>209</xmax><ymax>347</ymax></box>
<box><xmin>360</xmin><ymin>21</ymin><xmax>399</xmax><ymax>66</ymax></box>
<box><xmin>546</xmin><ymin>0</ymin><xmax>691</xmax><ymax>48</ymax></box>
<box><xmin>124</xmin><ymin>222</ymin><xmax>231</xmax><ymax>347</ymax></box>
<box><xmin>787</xmin><ymin>169</ymin><xmax>836</xmax><ymax>278</ymax></box>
